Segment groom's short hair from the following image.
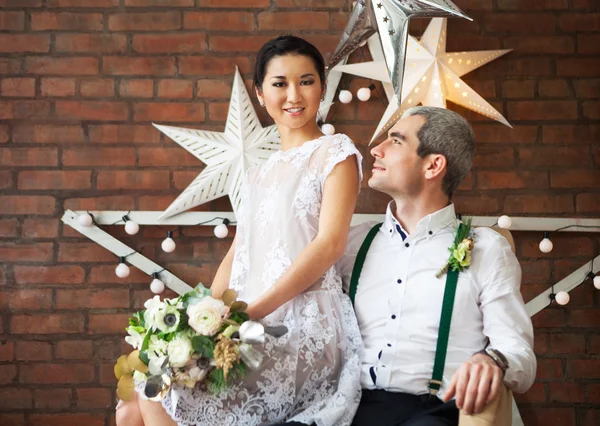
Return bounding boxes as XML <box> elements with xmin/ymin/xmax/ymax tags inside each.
<box><xmin>402</xmin><ymin>106</ymin><xmax>475</xmax><ymax>197</ymax></box>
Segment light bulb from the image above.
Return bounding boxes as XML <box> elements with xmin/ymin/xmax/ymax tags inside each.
<box><xmin>161</xmin><ymin>231</ymin><xmax>176</xmax><ymax>253</ymax></box>
<box><xmin>125</xmin><ymin>220</ymin><xmax>139</xmax><ymax>235</ymax></box>
<box><xmin>555</xmin><ymin>291</ymin><xmax>570</xmax><ymax>306</ymax></box>
<box><xmin>214</xmin><ymin>223</ymin><xmax>229</xmax><ymax>239</ymax></box>
<box><xmin>115</xmin><ymin>258</ymin><xmax>130</xmax><ymax>278</ymax></box>
<box><xmin>338</xmin><ymin>90</ymin><xmax>353</xmax><ymax>104</ymax></box>
<box><xmin>78</xmin><ymin>213</ymin><xmax>93</xmax><ymax>227</ymax></box>
<box><xmin>593</xmin><ymin>275</ymin><xmax>600</xmax><ymax>290</ymax></box>
<box><xmin>539</xmin><ymin>237</ymin><xmax>553</xmax><ymax>253</ymax></box>
<box><xmin>497</xmin><ymin>215</ymin><xmax>512</xmax><ymax>229</ymax></box>
<box><xmin>321</xmin><ymin>123</ymin><xmax>335</xmax><ymax>135</ymax></box>
<box><xmin>357</xmin><ymin>87</ymin><xmax>372</xmax><ymax>102</ymax></box>
<box><xmin>150</xmin><ymin>274</ymin><xmax>165</xmax><ymax>294</ymax></box>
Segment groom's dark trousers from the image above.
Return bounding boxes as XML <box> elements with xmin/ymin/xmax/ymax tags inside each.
<box><xmin>271</xmin><ymin>389</ymin><xmax>458</xmax><ymax>426</ymax></box>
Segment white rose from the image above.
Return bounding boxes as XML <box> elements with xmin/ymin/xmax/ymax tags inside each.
<box><xmin>186</xmin><ymin>297</ymin><xmax>228</xmax><ymax>336</ymax></box>
<box><xmin>167</xmin><ymin>335</ymin><xmax>193</xmax><ymax>368</ymax></box>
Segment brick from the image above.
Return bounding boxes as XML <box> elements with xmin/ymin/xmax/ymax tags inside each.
<box><xmin>12</xmin><ymin>313</ymin><xmax>84</xmax><ymax>334</ymax></box>
<box><xmin>536</xmin><ymin>358</ymin><xmax>564</xmax><ymax>379</ymax></box>
<box><xmin>133</xmin><ymin>102</ymin><xmax>205</xmax><ymax>122</ymax></box>
<box><xmin>0</xmin><ymin>219</ymin><xmax>18</xmax><ymax>238</ymax></box>
<box><xmin>29</xmin><ymin>414</ymin><xmax>104</xmax><ymax>426</ymax></box>
<box><xmin>56</xmin><ymin>34</ymin><xmax>126</xmax><ymax>53</ymax></box>
<box><xmin>184</xmin><ymin>11</ymin><xmax>254</xmax><ymax>31</ymax></box>
<box><xmin>0</xmin><ymin>414</ymin><xmax>26</xmax><ymax>426</ymax></box>
<box><xmin>179</xmin><ymin>56</ymin><xmax>251</xmax><ymax>76</ymax></box>
<box><xmin>14</xmin><ymin>265</ymin><xmax>85</xmax><ymax>285</ymax></box>
<box><xmin>209</xmin><ymin>102</ymin><xmax>229</xmax><ymax>121</ymax></box>
<box><xmin>22</xmin><ymin>218</ymin><xmax>59</xmax><ymax>238</ymax></box>
<box><xmin>62</xmin><ymin>147</ymin><xmax>135</xmax><ymax>167</ymax></box>
<box><xmin>76</xmin><ymin>388</ymin><xmax>112</xmax><ymax>409</ymax></box>
<box><xmin>579</xmin><ymin>408</ymin><xmax>600</xmax><ymax>426</ymax></box>
<box><xmin>0</xmin><ymin>58</ymin><xmax>20</xmax><ymax>74</ymax></box>
<box><xmin>89</xmin><ymin>313</ymin><xmax>131</xmax><ymax>334</ymax></box>
<box><xmin>55</xmin><ymin>340</ymin><xmax>93</xmax><ymax>360</ymax></box>
<box><xmin>520</xmin><ymin>408</ymin><xmax>575</xmax><ymax>426</ymax></box>
<box><xmin>0</xmin><ymin>125</ymin><xmax>8</xmax><ymax>142</ymax></box>
<box><xmin>13</xmin><ymin>124</ymin><xmax>84</xmax><ymax>144</ymax></box>
<box><xmin>0</xmin><ymin>147</ymin><xmax>58</xmax><ymax>167</ymax></box>
<box><xmin>576</xmin><ymin>193</ymin><xmax>600</xmax><ymax>213</ymax></box>
<box><xmin>8</xmin><ymin>289</ymin><xmax>53</xmax><ymax>310</ymax></box>
<box><xmin>80</xmin><ymin>78</ymin><xmax>115</xmax><ymax>98</ymax></box>
<box><xmin>58</xmin><ymin>242</ymin><xmax>117</xmax><ymax>263</ymax></box>
<box><xmin>582</xmin><ymin>101</ymin><xmax>600</xmax><ymax>119</ymax></box>
<box><xmin>507</xmin><ymin>101</ymin><xmax>578</xmax><ymax>120</ymax></box>
<box><xmin>0</xmin><ymin>11</ymin><xmax>25</xmax><ymax>30</ymax></box>
<box><xmin>0</xmin><ymin>242</ymin><xmax>53</xmax><ymax>262</ymax></box>
<box><xmin>542</xmin><ymin>124</ymin><xmax>598</xmax><ymax>144</ymax></box>
<box><xmin>26</xmin><ymin>57</ymin><xmax>98</xmax><ymax>75</ymax></box>
<box><xmin>138</xmin><ymin>195</ymin><xmax>174</xmax><ymax>210</ymax></box>
<box><xmin>568</xmin><ymin>309</ymin><xmax>600</xmax><ymax>328</ymax></box>
<box><xmin>56</xmin><ymin>101</ymin><xmax>128</xmax><ymax>121</ymax></box>
<box><xmin>551</xmin><ymin>170</ymin><xmax>600</xmax><ymax>188</ymax></box>
<box><xmin>0</xmin><ymin>364</ymin><xmax>16</xmax><ymax>384</ymax></box>
<box><xmin>504</xmin><ymin>195</ymin><xmax>574</xmax><ymax>214</ymax></box>
<box><xmin>40</xmin><ymin>78</ymin><xmax>76</xmax><ymax>97</ymax></box>
<box><xmin>108</xmin><ymin>12</ymin><xmax>181</xmax><ymax>31</ymax></box>
<box><xmin>1</xmin><ymin>78</ymin><xmax>35</xmax><ymax>97</ymax></box>
<box><xmin>0</xmin><ymin>196</ymin><xmax>55</xmax><ymax>215</ymax></box>
<box><xmin>33</xmin><ymin>389</ymin><xmax>71</xmax><ymax>409</ymax></box>
<box><xmin>139</xmin><ymin>147</ymin><xmax>197</xmax><ymax>167</ymax></box>
<box><xmin>465</xmin><ymin>125</ymin><xmax>538</xmax><ymax>144</ymax></box>
<box><xmin>574</xmin><ymin>79</ymin><xmax>600</xmax><ymax>98</ymax></box>
<box><xmin>125</xmin><ymin>0</ymin><xmax>193</xmax><ymax>5</ymax></box>
<box><xmin>0</xmin><ymin>100</ymin><xmax>51</xmax><ymax>119</ymax></box>
<box><xmin>197</xmin><ymin>0</ymin><xmax>269</xmax><ymax>6</ymax></box>
<box><xmin>157</xmin><ymin>79</ymin><xmax>193</xmax><ymax>99</ymax></box>
<box><xmin>18</xmin><ymin>171</ymin><xmax>91</xmax><ymax>190</ymax></box>
<box><xmin>452</xmin><ymin>195</ymin><xmax>500</xmax><ymax>214</ymax></box>
<box><xmin>483</xmin><ymin>14</ymin><xmax>555</xmax><ymax>34</ymax></box>
<box><xmin>0</xmin><ymin>35</ymin><xmax>49</xmax><ymax>53</ymax></box>
<box><xmin>210</xmin><ymin>35</ymin><xmax>273</xmax><ymax>52</ymax></box>
<box><xmin>532</xmin><ymin>308</ymin><xmax>566</xmax><ymax>328</ymax></box>
<box><xmin>15</xmin><ymin>341</ymin><xmax>52</xmax><ymax>361</ymax></box>
<box><xmin>477</xmin><ymin>171</ymin><xmax>548</xmax><ymax>190</ymax></box>
<box><xmin>31</xmin><ymin>12</ymin><xmax>103</xmax><ymax>31</ymax></box>
<box><xmin>550</xmin><ymin>334</ymin><xmax>586</xmax><ymax>354</ymax></box>
<box><xmin>557</xmin><ymin>58</ymin><xmax>600</xmax><ymax>77</ymax></box>
<box><xmin>513</xmin><ymin>382</ymin><xmax>546</xmax><ymax>404</ymax></box>
<box><xmin>103</xmin><ymin>56</ymin><xmax>175</xmax><ymax>76</ymax></box>
<box><xmin>97</xmin><ymin>170</ymin><xmax>170</xmax><ymax>190</ymax></box>
<box><xmin>258</xmin><ymin>11</ymin><xmax>328</xmax><ymax>30</ymax></box>
<box><xmin>539</xmin><ymin>79</ymin><xmax>571</xmax><ymax>97</ymax></box>
<box><xmin>504</xmin><ymin>36</ymin><xmax>574</xmax><ymax>54</ymax></box>
<box><xmin>276</xmin><ymin>0</ymin><xmax>346</xmax><ymax>6</ymax></box>
<box><xmin>0</xmin><ymin>341</ymin><xmax>13</xmax><ymax>361</ymax></box>
<box><xmin>89</xmin><ymin>124</ymin><xmax>160</xmax><ymax>144</ymax></box>
<box><xmin>568</xmin><ymin>359</ymin><xmax>600</xmax><ymax>378</ymax></box>
<box><xmin>174</xmin><ymin>171</ymin><xmax>197</xmax><ymax>190</ymax></box>
<box><xmin>197</xmin><ymin>79</ymin><xmax>234</xmax><ymax>98</ymax></box>
<box><xmin>519</xmin><ymin>146</ymin><xmax>591</xmax><ymax>167</ymax></box>
<box><xmin>473</xmin><ymin>147</ymin><xmax>514</xmax><ymax>168</ymax></box>
<box><xmin>0</xmin><ymin>170</ymin><xmax>12</xmax><ymax>189</ymax></box>
<box><xmin>559</xmin><ymin>13</ymin><xmax>600</xmax><ymax>31</ymax></box>
<box><xmin>47</xmin><ymin>0</ymin><xmax>118</xmax><ymax>6</ymax></box>
<box><xmin>64</xmin><ymin>195</ymin><xmax>135</xmax><ymax>211</ymax></box>
<box><xmin>573</xmin><ymin>0</ymin><xmax>600</xmax><ymax>7</ymax></box>
<box><xmin>578</xmin><ymin>34</ymin><xmax>600</xmax><ymax>54</ymax></box>
<box><xmin>502</xmin><ymin>80</ymin><xmax>535</xmax><ymax>98</ymax></box>
<box><xmin>120</xmin><ymin>79</ymin><xmax>154</xmax><ymax>98</ymax></box>
<box><xmin>57</xmin><ymin>289</ymin><xmax>130</xmax><ymax>309</ymax></box>
<box><xmin>0</xmin><ymin>389</ymin><xmax>32</xmax><ymax>409</ymax></box>
<box><xmin>133</xmin><ymin>33</ymin><xmax>206</xmax><ymax>53</ymax></box>
<box><xmin>497</xmin><ymin>0</ymin><xmax>568</xmax><ymax>8</ymax></box>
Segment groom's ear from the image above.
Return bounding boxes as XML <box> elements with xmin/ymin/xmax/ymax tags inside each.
<box><xmin>424</xmin><ymin>154</ymin><xmax>447</xmax><ymax>181</ymax></box>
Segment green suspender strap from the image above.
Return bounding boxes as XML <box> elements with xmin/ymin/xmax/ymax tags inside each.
<box><xmin>428</xmin><ymin>222</ymin><xmax>465</xmax><ymax>396</ymax></box>
<box><xmin>349</xmin><ymin>223</ymin><xmax>382</xmax><ymax>305</ymax></box>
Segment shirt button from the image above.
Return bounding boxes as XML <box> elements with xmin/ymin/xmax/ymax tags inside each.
<box><xmin>391</xmin><ymin>315</ymin><xmax>396</xmax><ymax>319</ymax></box>
<box><xmin>397</xmin><ymin>279</ymin><xmax>402</xmax><ymax>284</ymax></box>
<box><xmin>389</xmin><ymin>229</ymin><xmax>392</xmax><ymax>233</ymax></box>
<box><xmin>405</xmin><ymin>242</ymin><xmax>410</xmax><ymax>248</ymax></box>
<box><xmin>429</xmin><ymin>231</ymin><xmax>433</xmax><ymax>235</ymax></box>
<box><xmin>387</xmin><ymin>343</ymin><xmax>392</xmax><ymax>347</ymax></box>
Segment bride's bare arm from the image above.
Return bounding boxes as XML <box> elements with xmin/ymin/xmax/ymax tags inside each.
<box><xmin>210</xmin><ymin>236</ymin><xmax>236</xmax><ymax>299</ymax></box>
<box><xmin>245</xmin><ymin>156</ymin><xmax>359</xmax><ymax>319</ymax></box>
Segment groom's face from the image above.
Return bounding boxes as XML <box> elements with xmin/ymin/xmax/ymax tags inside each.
<box><xmin>368</xmin><ymin>114</ymin><xmax>427</xmax><ymax>197</ymax></box>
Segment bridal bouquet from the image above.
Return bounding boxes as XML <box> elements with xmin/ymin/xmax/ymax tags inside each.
<box><xmin>114</xmin><ymin>286</ymin><xmax>275</xmax><ymax>401</ymax></box>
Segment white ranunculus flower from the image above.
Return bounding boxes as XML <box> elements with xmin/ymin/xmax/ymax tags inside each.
<box><xmin>125</xmin><ymin>328</ymin><xmax>144</xmax><ymax>349</ymax></box>
<box><xmin>144</xmin><ymin>296</ymin><xmax>166</xmax><ymax>330</ymax></box>
<box><xmin>167</xmin><ymin>335</ymin><xmax>193</xmax><ymax>368</ymax></box>
<box><xmin>147</xmin><ymin>335</ymin><xmax>168</xmax><ymax>357</ymax></box>
<box><xmin>186</xmin><ymin>297</ymin><xmax>228</xmax><ymax>336</ymax></box>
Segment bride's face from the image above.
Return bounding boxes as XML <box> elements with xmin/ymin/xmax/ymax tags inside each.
<box><xmin>256</xmin><ymin>54</ymin><xmax>323</xmax><ymax>132</ymax></box>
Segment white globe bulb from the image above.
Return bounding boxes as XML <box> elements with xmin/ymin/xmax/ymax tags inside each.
<box><xmin>555</xmin><ymin>291</ymin><xmax>570</xmax><ymax>306</ymax></box>
<box><xmin>125</xmin><ymin>220</ymin><xmax>139</xmax><ymax>235</ymax></box>
<box><xmin>214</xmin><ymin>223</ymin><xmax>229</xmax><ymax>239</ymax></box>
<box><xmin>161</xmin><ymin>237</ymin><xmax>176</xmax><ymax>253</ymax></box>
<box><xmin>593</xmin><ymin>275</ymin><xmax>600</xmax><ymax>290</ymax></box>
<box><xmin>150</xmin><ymin>278</ymin><xmax>165</xmax><ymax>294</ymax></box>
<box><xmin>338</xmin><ymin>90</ymin><xmax>353</xmax><ymax>104</ymax></box>
<box><xmin>497</xmin><ymin>215</ymin><xmax>512</xmax><ymax>229</ymax></box>
<box><xmin>78</xmin><ymin>213</ymin><xmax>93</xmax><ymax>227</ymax></box>
<box><xmin>357</xmin><ymin>87</ymin><xmax>372</xmax><ymax>102</ymax></box>
<box><xmin>539</xmin><ymin>238</ymin><xmax>553</xmax><ymax>253</ymax></box>
<box><xmin>115</xmin><ymin>263</ymin><xmax>130</xmax><ymax>278</ymax></box>
<box><xmin>321</xmin><ymin>123</ymin><xmax>335</xmax><ymax>135</ymax></box>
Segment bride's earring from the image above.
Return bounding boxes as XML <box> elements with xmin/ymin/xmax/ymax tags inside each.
<box><xmin>259</xmin><ymin>99</ymin><xmax>265</xmax><ymax>107</ymax></box>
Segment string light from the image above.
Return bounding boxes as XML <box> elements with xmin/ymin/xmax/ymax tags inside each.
<box><xmin>357</xmin><ymin>84</ymin><xmax>376</xmax><ymax>102</ymax></box>
<box><xmin>554</xmin><ymin>291</ymin><xmax>570</xmax><ymax>306</ymax></box>
<box><xmin>497</xmin><ymin>215</ymin><xmax>512</xmax><ymax>229</ymax></box>
<box><xmin>78</xmin><ymin>212</ymin><xmax>94</xmax><ymax>227</ymax></box>
<box><xmin>115</xmin><ymin>257</ymin><xmax>130</xmax><ymax>278</ymax></box>
<box><xmin>214</xmin><ymin>219</ymin><xmax>230</xmax><ymax>239</ymax></box>
<box><xmin>161</xmin><ymin>231</ymin><xmax>176</xmax><ymax>253</ymax></box>
<box><xmin>338</xmin><ymin>89</ymin><xmax>353</xmax><ymax>104</ymax></box>
<box><xmin>123</xmin><ymin>215</ymin><xmax>139</xmax><ymax>235</ymax></box>
<box><xmin>150</xmin><ymin>272</ymin><xmax>165</xmax><ymax>294</ymax></box>
<box><xmin>321</xmin><ymin>123</ymin><xmax>335</xmax><ymax>135</ymax></box>
<box><xmin>539</xmin><ymin>232</ymin><xmax>553</xmax><ymax>253</ymax></box>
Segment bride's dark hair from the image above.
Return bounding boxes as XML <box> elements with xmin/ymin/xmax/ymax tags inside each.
<box><xmin>253</xmin><ymin>35</ymin><xmax>326</xmax><ymax>92</ymax></box>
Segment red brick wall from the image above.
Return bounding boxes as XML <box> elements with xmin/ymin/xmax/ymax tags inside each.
<box><xmin>0</xmin><ymin>0</ymin><xmax>599</xmax><ymax>425</ymax></box>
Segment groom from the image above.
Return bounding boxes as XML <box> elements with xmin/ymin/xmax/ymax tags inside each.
<box><xmin>337</xmin><ymin>106</ymin><xmax>536</xmax><ymax>426</ymax></box>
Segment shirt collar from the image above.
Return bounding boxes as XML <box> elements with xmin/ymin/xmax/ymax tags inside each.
<box><xmin>382</xmin><ymin>202</ymin><xmax>458</xmax><ymax>240</ymax></box>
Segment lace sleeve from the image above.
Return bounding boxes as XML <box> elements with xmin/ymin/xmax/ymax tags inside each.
<box><xmin>316</xmin><ymin>134</ymin><xmax>363</xmax><ymax>192</ymax></box>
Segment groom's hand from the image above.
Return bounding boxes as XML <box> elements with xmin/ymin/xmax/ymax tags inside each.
<box><xmin>442</xmin><ymin>353</ymin><xmax>502</xmax><ymax>415</ymax></box>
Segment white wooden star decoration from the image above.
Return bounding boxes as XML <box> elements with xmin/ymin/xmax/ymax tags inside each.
<box><xmin>333</xmin><ymin>18</ymin><xmax>512</xmax><ymax>142</ymax></box>
<box><xmin>155</xmin><ymin>67</ymin><xmax>280</xmax><ymax>221</ymax></box>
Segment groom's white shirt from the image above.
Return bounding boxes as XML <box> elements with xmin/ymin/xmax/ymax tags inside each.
<box><xmin>338</xmin><ymin>202</ymin><xmax>536</xmax><ymax>398</ymax></box>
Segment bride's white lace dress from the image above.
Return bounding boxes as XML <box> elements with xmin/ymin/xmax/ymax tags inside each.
<box><xmin>161</xmin><ymin>134</ymin><xmax>365</xmax><ymax>425</ymax></box>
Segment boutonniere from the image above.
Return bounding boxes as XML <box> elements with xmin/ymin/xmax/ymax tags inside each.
<box><xmin>436</xmin><ymin>218</ymin><xmax>474</xmax><ymax>279</ymax></box>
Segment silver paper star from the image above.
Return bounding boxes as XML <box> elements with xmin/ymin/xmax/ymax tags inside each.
<box><xmin>329</xmin><ymin>0</ymin><xmax>471</xmax><ymax>103</ymax></box>
<box><xmin>155</xmin><ymin>67</ymin><xmax>280</xmax><ymax>221</ymax></box>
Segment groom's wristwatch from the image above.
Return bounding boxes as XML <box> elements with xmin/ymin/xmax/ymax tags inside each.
<box><xmin>477</xmin><ymin>348</ymin><xmax>509</xmax><ymax>376</ymax></box>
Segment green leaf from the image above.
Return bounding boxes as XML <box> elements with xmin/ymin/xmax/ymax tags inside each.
<box><xmin>139</xmin><ymin>350</ymin><xmax>149</xmax><ymax>365</ymax></box>
<box><xmin>191</xmin><ymin>335</ymin><xmax>215</xmax><ymax>358</ymax></box>
<box><xmin>229</xmin><ymin>312</ymin><xmax>249</xmax><ymax>324</ymax></box>
<box><xmin>140</xmin><ymin>330</ymin><xmax>152</xmax><ymax>353</ymax></box>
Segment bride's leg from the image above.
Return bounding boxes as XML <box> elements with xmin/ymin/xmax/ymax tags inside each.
<box><xmin>138</xmin><ymin>398</ymin><xmax>178</xmax><ymax>426</ymax></box>
<box><xmin>116</xmin><ymin>394</ymin><xmax>144</xmax><ymax>426</ymax></box>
